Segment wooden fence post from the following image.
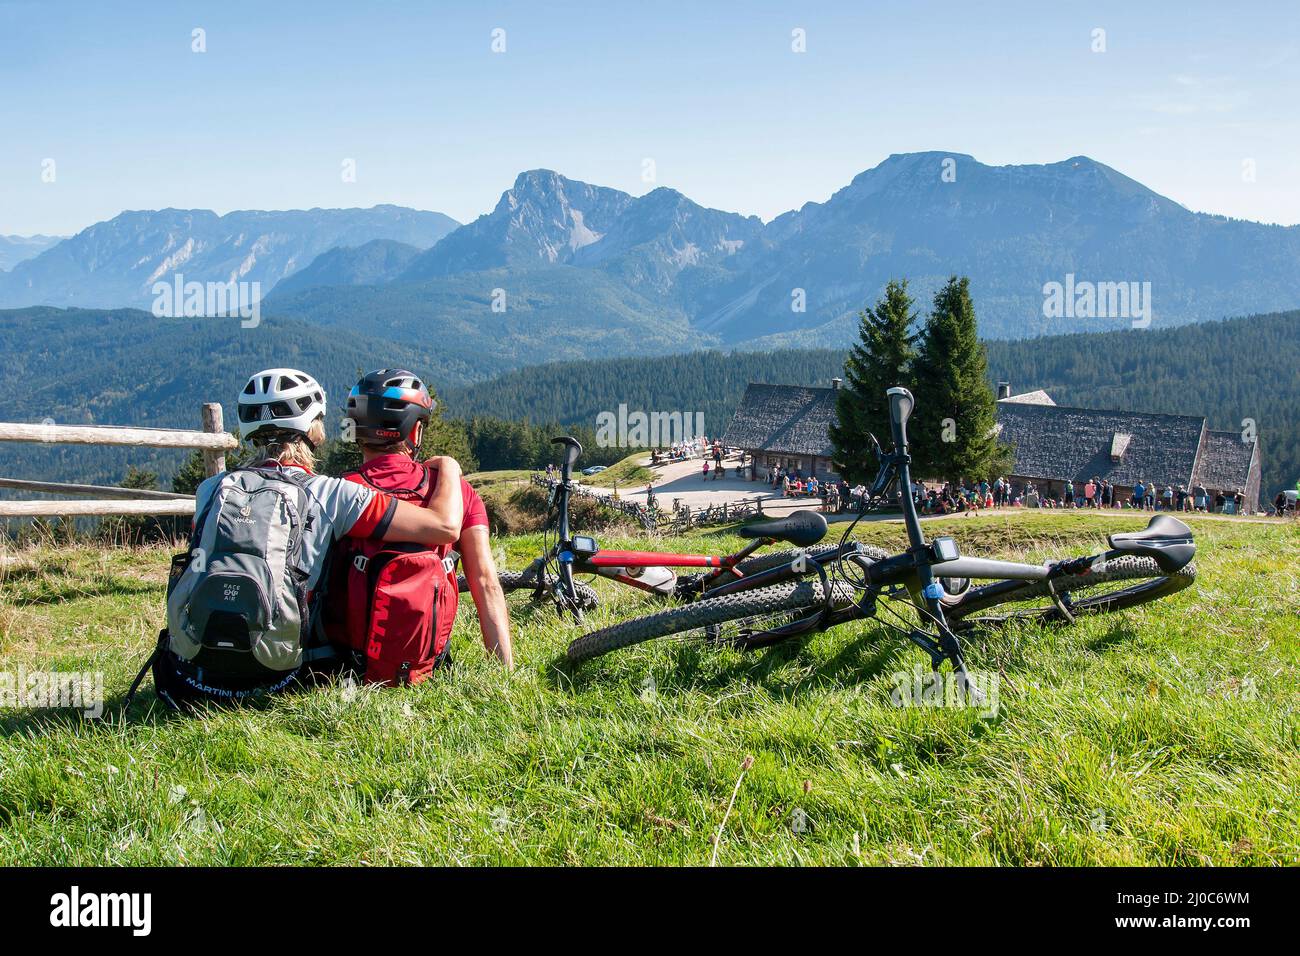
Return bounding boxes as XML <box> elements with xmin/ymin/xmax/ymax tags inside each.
<box><xmin>202</xmin><ymin>403</ymin><xmax>226</xmax><ymax>477</ymax></box>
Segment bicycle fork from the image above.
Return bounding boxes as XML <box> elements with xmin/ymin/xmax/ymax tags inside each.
<box><xmin>907</xmin><ymin>579</ymin><xmax>986</xmax><ymax>704</ymax></box>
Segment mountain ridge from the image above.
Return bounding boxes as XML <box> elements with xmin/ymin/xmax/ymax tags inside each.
<box><xmin>0</xmin><ymin>233</ymin><xmax>65</xmax><ymax>272</ymax></box>
<box><xmin>0</xmin><ymin>205</ymin><xmax>459</xmax><ymax>309</ymax></box>
<box><xmin>281</xmin><ymin>152</ymin><xmax>1300</xmax><ymax>353</ymax></box>
<box><xmin>8</xmin><ymin>153</ymin><xmax>1300</xmax><ymax>368</ymax></box>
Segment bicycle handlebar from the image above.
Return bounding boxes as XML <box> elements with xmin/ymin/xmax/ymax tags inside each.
<box><xmin>886</xmin><ymin>386</ymin><xmax>914</xmax><ymax>452</ymax></box>
<box><xmin>551</xmin><ymin>436</ymin><xmax>583</xmax><ymax>481</ymax></box>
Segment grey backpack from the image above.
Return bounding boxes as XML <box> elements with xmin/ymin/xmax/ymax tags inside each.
<box><xmin>163</xmin><ymin>466</ymin><xmax>319</xmax><ymax>690</ymax></box>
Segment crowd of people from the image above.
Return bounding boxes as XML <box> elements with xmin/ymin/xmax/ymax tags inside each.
<box><xmin>699</xmin><ymin>440</ymin><xmax>739</xmax><ymax>481</ymax></box>
<box><xmin>758</xmin><ymin>466</ymin><xmax>1256</xmax><ymax>518</ymax></box>
<box><xmin>645</xmin><ymin>444</ymin><xmax>1274</xmax><ymax>519</ymax></box>
<box><xmin>913</xmin><ymin>476</ymin><xmax>1247</xmax><ymax>515</ymax></box>
<box><xmin>649</xmin><ymin>436</ymin><xmax>723</xmax><ymax>465</ymax></box>
<box><xmin>764</xmin><ymin>466</ymin><xmax>855</xmax><ymax>512</ymax></box>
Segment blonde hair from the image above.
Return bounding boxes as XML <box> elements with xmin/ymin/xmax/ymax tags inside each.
<box><xmin>256</xmin><ymin>418</ymin><xmax>326</xmax><ymax>470</ymax></box>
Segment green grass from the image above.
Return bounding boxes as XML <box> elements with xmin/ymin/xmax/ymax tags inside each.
<box><xmin>1</xmin><ymin>513</ymin><xmax>1297</xmax><ymax>865</ymax></box>
<box><xmin>464</xmin><ymin>469</ymin><xmax>533</xmax><ymax>491</ymax></box>
<box><xmin>579</xmin><ymin>451</ymin><xmax>654</xmax><ymax>488</ymax></box>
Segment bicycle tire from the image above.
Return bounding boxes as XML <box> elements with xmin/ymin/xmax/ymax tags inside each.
<box><xmin>675</xmin><ymin>542</ymin><xmax>891</xmax><ymax>595</ymax></box>
<box><xmin>457</xmin><ymin>569</ymin><xmax>600</xmax><ymax>610</ymax></box>
<box><xmin>732</xmin><ymin>542</ymin><xmax>890</xmax><ymax>576</ymax></box>
<box><xmin>567</xmin><ymin>578</ymin><xmax>858</xmax><ymax>663</ymax></box>
<box><xmin>944</xmin><ymin>555</ymin><xmax>1195</xmax><ymax>628</ymax></box>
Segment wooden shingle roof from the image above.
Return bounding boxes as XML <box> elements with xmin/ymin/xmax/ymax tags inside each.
<box><xmin>995</xmin><ymin>402</ymin><xmax>1205</xmax><ymax>487</ymax></box>
<box><xmin>723</xmin><ymin>381</ymin><xmax>1259</xmax><ymax>493</ymax></box>
<box><xmin>999</xmin><ymin>389</ymin><xmax>1056</xmax><ymax>406</ymax></box>
<box><xmin>1192</xmin><ymin>430</ymin><xmax>1256</xmax><ymax>493</ymax></box>
<box><xmin>722</xmin><ymin>383</ymin><xmax>837</xmax><ymax>458</ymax></box>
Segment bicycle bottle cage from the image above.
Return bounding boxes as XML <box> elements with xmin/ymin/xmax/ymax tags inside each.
<box><xmin>1106</xmin><ymin>514</ymin><xmax>1196</xmax><ymax>573</ymax></box>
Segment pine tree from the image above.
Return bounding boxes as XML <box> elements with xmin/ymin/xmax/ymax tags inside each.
<box><xmin>911</xmin><ymin>276</ymin><xmax>1004</xmax><ymax>483</ymax></box>
<box><xmin>171</xmin><ymin>440</ymin><xmax>252</xmax><ymax>495</ymax></box>
<box><xmin>829</xmin><ymin>279</ymin><xmax>918</xmax><ymax>481</ymax></box>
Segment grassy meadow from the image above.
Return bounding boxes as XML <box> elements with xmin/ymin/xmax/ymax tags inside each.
<box><xmin>0</xmin><ymin>511</ymin><xmax>1296</xmax><ymax>865</ymax></box>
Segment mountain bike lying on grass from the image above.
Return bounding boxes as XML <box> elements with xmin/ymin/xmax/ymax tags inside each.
<box><xmin>567</xmin><ymin>387</ymin><xmax>1197</xmax><ymax>692</ymax></box>
<box><xmin>479</xmin><ymin>436</ymin><xmax>867</xmax><ymax>617</ymax></box>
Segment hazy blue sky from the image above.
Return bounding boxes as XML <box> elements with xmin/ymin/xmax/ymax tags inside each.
<box><xmin>3</xmin><ymin>0</ymin><xmax>1298</xmax><ymax>235</ymax></box>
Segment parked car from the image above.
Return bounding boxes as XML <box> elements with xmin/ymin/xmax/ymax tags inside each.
<box><xmin>581</xmin><ymin>465</ymin><xmax>608</xmax><ymax>476</ymax></box>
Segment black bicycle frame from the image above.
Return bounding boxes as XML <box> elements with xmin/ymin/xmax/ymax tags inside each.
<box><xmin>716</xmin><ymin>387</ymin><xmax>977</xmax><ymax>677</ymax></box>
<box><xmin>546</xmin><ymin>437</ymin><xmax>583</xmax><ymax>612</ymax></box>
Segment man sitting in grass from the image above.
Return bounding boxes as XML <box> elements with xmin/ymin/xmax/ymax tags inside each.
<box><xmin>339</xmin><ymin>369</ymin><xmax>514</xmax><ymax>669</ymax></box>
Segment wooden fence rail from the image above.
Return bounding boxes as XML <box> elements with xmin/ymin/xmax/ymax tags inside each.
<box><xmin>0</xmin><ymin>422</ymin><xmax>236</xmax><ymax>450</ymax></box>
<box><xmin>530</xmin><ymin>474</ymin><xmax>768</xmax><ymax>534</ymax></box>
<box><xmin>0</xmin><ymin>478</ymin><xmax>192</xmax><ymax>501</ymax></box>
<box><xmin>0</xmin><ymin>500</ymin><xmax>197</xmax><ymax>518</ymax></box>
<box><xmin>0</xmin><ymin>403</ymin><xmax>231</xmax><ymax>519</ymax></box>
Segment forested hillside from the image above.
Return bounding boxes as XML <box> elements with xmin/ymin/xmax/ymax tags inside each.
<box><xmin>1</xmin><ymin>306</ymin><xmax>1294</xmax><ymax>500</ymax></box>
<box><xmin>266</xmin><ymin>265</ymin><xmax>698</xmax><ymax>377</ymax></box>
<box><xmin>0</xmin><ymin>307</ymin><xmax>446</xmax><ymax>487</ymax></box>
<box><xmin>442</xmin><ymin>349</ymin><xmax>846</xmax><ymax>433</ymax></box>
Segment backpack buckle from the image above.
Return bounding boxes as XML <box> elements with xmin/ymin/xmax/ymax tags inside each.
<box><xmin>442</xmin><ymin>550</ymin><xmax>459</xmax><ymax>575</ymax></box>
<box><xmin>353</xmin><ymin>555</ymin><xmax>369</xmax><ymax>573</ymax></box>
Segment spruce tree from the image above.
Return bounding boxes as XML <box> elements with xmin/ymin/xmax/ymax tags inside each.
<box><xmin>829</xmin><ymin>279</ymin><xmax>918</xmax><ymax>481</ymax></box>
<box><xmin>911</xmin><ymin>276</ymin><xmax>1004</xmax><ymax>483</ymax></box>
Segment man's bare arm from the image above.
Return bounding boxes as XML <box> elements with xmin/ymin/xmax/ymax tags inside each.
<box><xmin>423</xmin><ymin>455</ymin><xmax>464</xmax><ymax>535</ymax></box>
<box><xmin>459</xmin><ymin>525</ymin><xmax>514</xmax><ymax>668</ymax></box>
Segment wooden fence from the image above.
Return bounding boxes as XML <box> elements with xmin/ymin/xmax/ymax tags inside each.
<box><xmin>531</xmin><ymin>474</ymin><xmax>769</xmax><ymax>533</ymax></box>
<box><xmin>0</xmin><ymin>404</ymin><xmax>237</xmax><ymax>518</ymax></box>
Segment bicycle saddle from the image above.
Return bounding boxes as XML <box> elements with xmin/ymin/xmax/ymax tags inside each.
<box><xmin>738</xmin><ymin>509</ymin><xmax>828</xmax><ymax>547</ymax></box>
<box><xmin>1107</xmin><ymin>514</ymin><xmax>1196</xmax><ymax>573</ymax></box>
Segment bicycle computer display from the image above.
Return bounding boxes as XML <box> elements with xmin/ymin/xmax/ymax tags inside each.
<box><xmin>571</xmin><ymin>535</ymin><xmax>599</xmax><ymax>557</ymax></box>
<box><xmin>932</xmin><ymin>536</ymin><xmax>960</xmax><ymax>563</ymax></box>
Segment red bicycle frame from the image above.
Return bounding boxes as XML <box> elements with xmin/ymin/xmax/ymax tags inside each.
<box><xmin>577</xmin><ymin>539</ymin><xmax>770</xmax><ymax>594</ymax></box>
<box><xmin>544</xmin><ymin>435</ymin><xmax>789</xmax><ymax>607</ymax></box>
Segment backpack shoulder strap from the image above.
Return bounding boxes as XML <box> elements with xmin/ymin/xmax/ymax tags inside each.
<box><xmin>192</xmin><ymin>470</ymin><xmax>237</xmax><ymax>542</ymax></box>
<box><xmin>123</xmin><ymin>630</ymin><xmax>169</xmax><ymax>711</ymax></box>
<box><xmin>414</xmin><ymin>461</ymin><xmax>436</xmax><ymax>503</ymax></box>
<box><xmin>346</xmin><ymin>462</ymin><xmax>430</xmax><ymax>500</ymax></box>
<box><xmin>232</xmin><ymin>465</ymin><xmax>323</xmax><ymax>554</ymax></box>
<box><xmin>238</xmin><ymin>463</ymin><xmax>314</xmax><ymax>489</ymax></box>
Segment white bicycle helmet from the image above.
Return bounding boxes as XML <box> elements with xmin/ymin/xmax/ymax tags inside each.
<box><xmin>237</xmin><ymin>368</ymin><xmax>327</xmax><ymax>446</ymax></box>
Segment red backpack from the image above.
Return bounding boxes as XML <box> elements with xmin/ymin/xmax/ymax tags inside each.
<box><xmin>322</xmin><ymin>463</ymin><xmax>460</xmax><ymax>686</ymax></box>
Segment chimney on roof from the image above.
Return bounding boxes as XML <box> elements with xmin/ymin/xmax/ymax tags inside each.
<box><xmin>831</xmin><ymin>377</ymin><xmax>842</xmax><ymax>390</ymax></box>
<box><xmin>997</xmin><ymin>381</ymin><xmax>1011</xmax><ymax>401</ymax></box>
